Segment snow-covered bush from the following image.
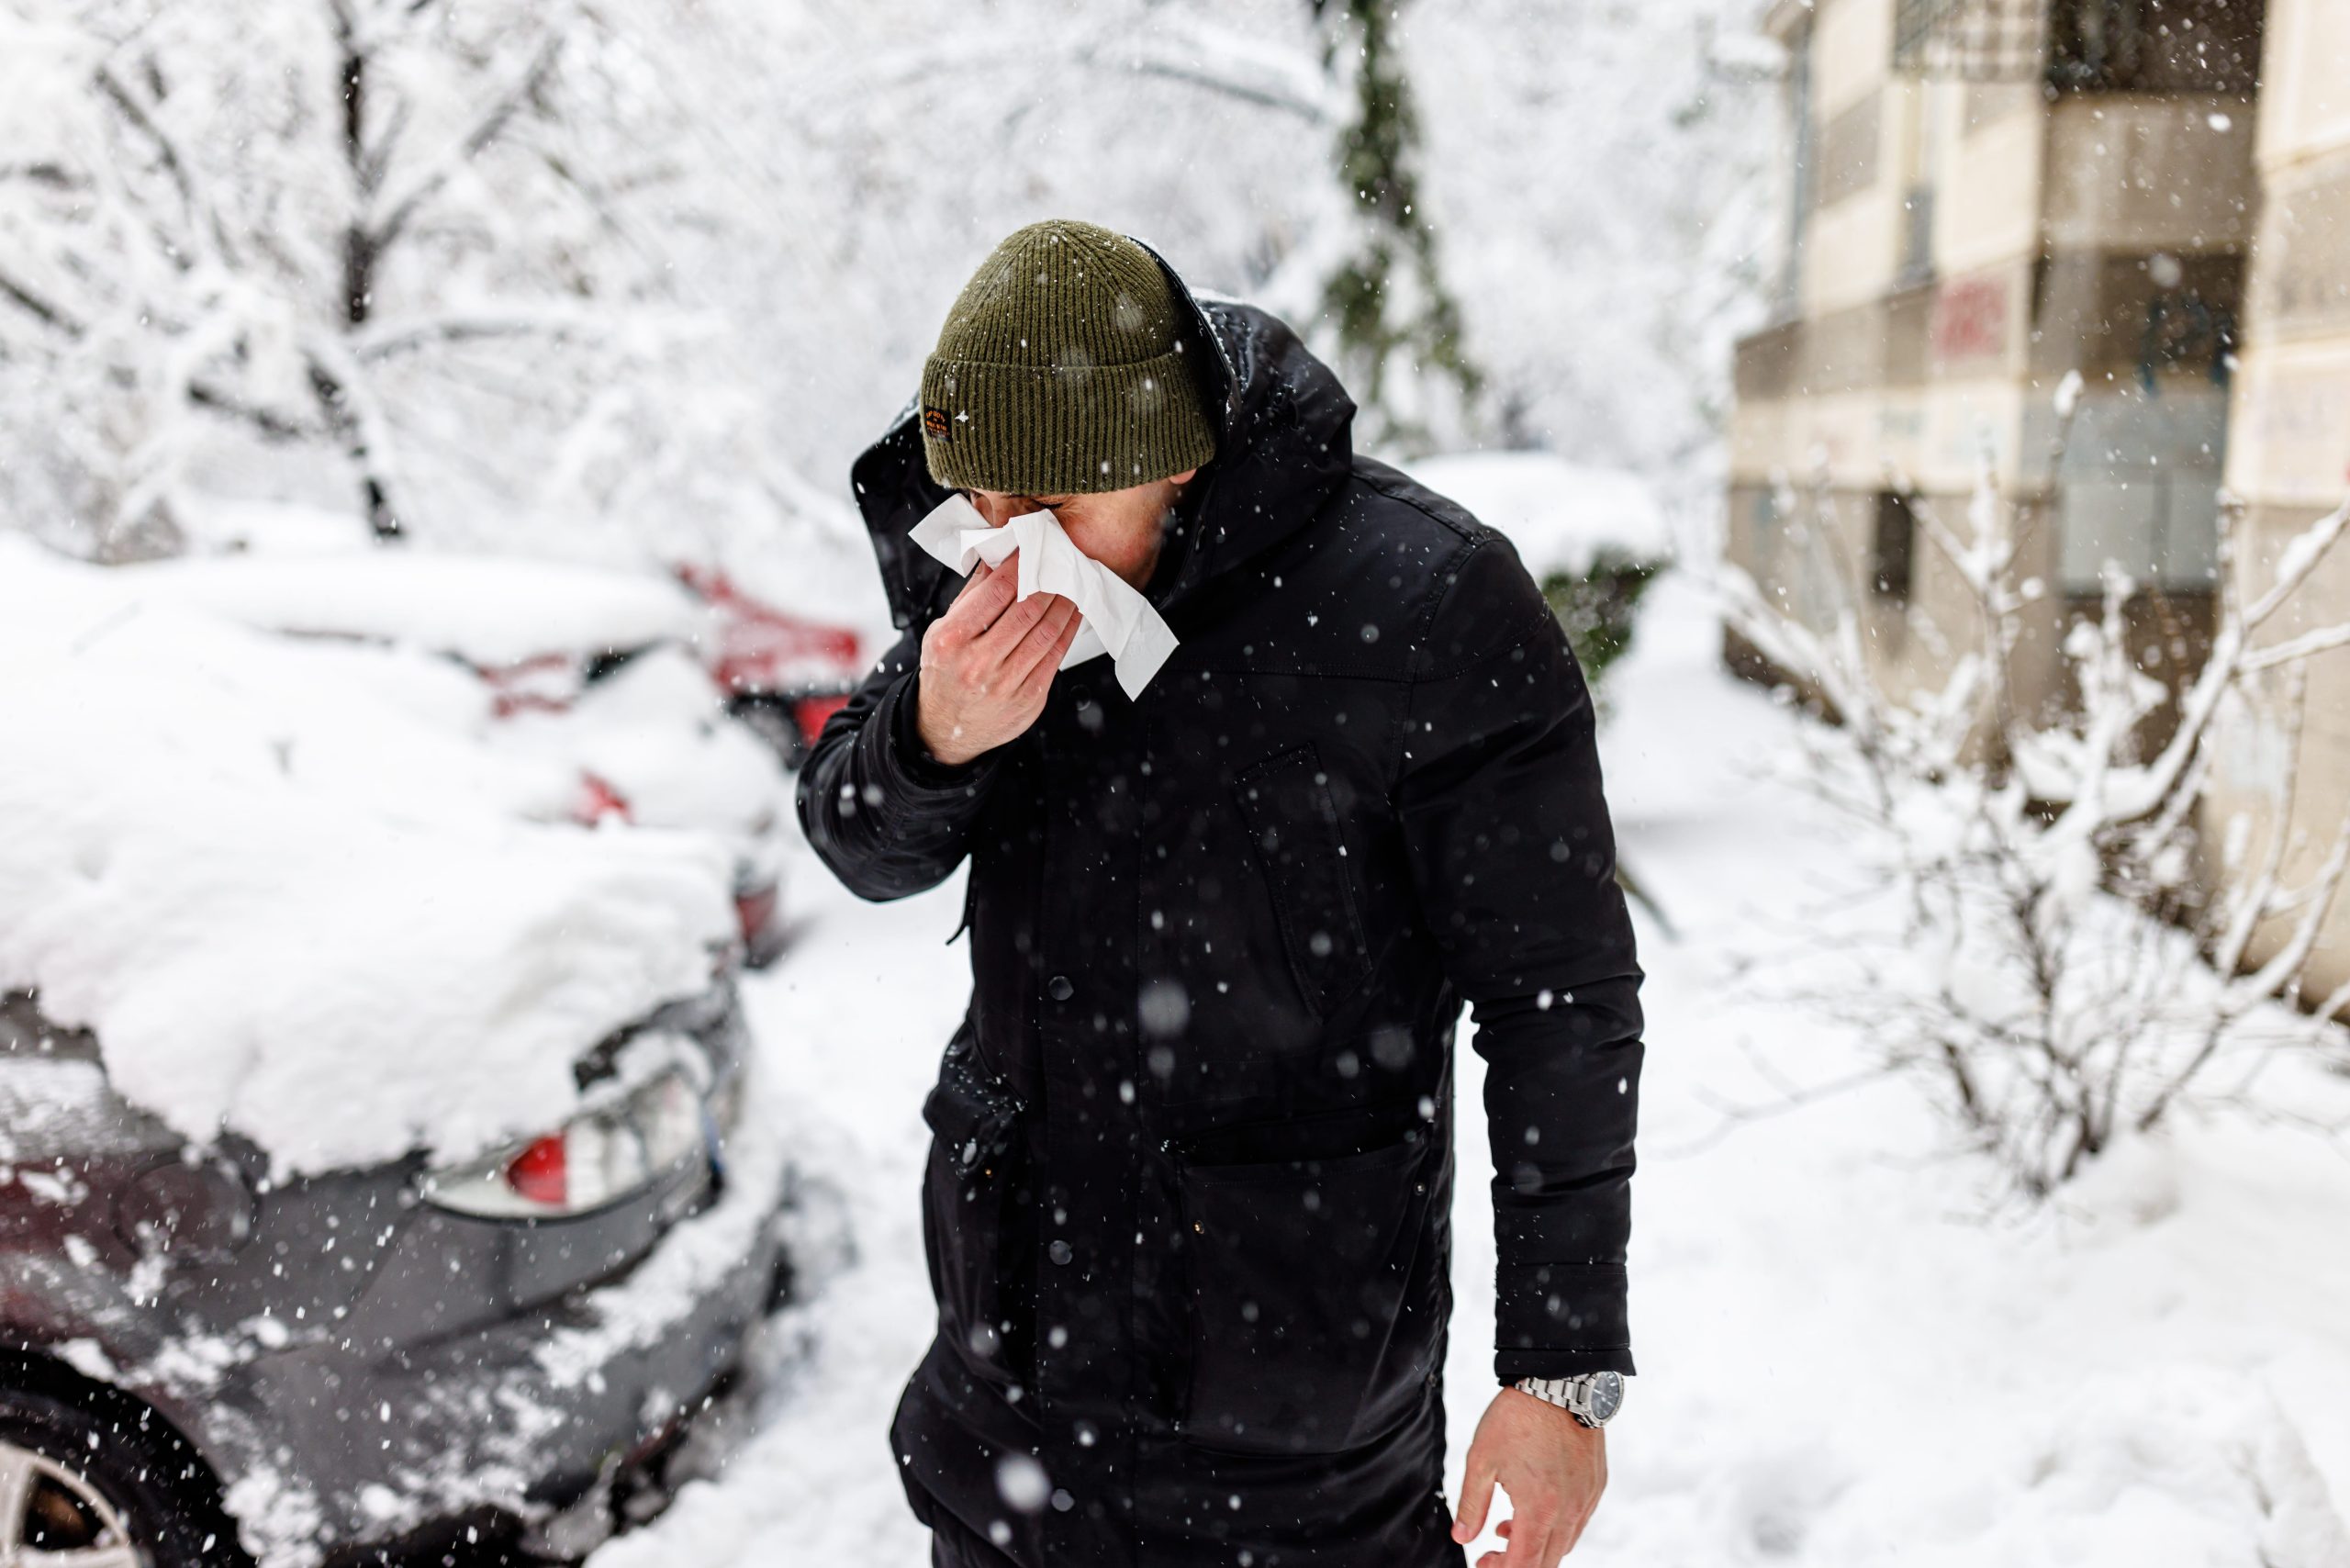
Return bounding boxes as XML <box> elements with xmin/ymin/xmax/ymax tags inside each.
<box><xmin>1718</xmin><ymin>402</ymin><xmax>2350</xmax><ymax>1198</ymax></box>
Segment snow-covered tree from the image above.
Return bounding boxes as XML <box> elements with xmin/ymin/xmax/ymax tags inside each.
<box><xmin>0</xmin><ymin>0</ymin><xmax>1356</xmax><ymax>563</ymax></box>
<box><xmin>1408</xmin><ymin>0</ymin><xmax>1777</xmax><ymax>506</ymax></box>
<box><xmin>1719</xmin><ymin>391</ymin><xmax>2350</xmax><ymax>1198</ymax></box>
<box><xmin>0</xmin><ymin>0</ymin><xmax>758</xmax><ymax>552</ymax></box>
<box><xmin>1302</xmin><ymin>0</ymin><xmax>1481</xmax><ymax>455</ymax></box>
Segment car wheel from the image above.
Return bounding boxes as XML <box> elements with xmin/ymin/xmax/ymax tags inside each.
<box><xmin>0</xmin><ymin>1383</ymin><xmax>239</xmax><ymax>1568</ymax></box>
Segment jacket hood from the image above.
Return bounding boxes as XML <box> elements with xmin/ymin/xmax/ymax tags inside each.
<box><xmin>849</xmin><ymin>241</ymin><xmax>1358</xmax><ymax>633</ymax></box>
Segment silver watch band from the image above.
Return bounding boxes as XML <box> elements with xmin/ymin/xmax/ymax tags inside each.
<box><xmin>1511</xmin><ymin>1373</ymin><xmax>1610</xmax><ymax>1427</ymax></box>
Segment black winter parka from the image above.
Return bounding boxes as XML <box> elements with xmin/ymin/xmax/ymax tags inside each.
<box><xmin>799</xmin><ymin>273</ymin><xmax>1644</xmax><ymax>1568</ymax></box>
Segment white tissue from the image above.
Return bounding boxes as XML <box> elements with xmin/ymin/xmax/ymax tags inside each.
<box><xmin>906</xmin><ymin>493</ymin><xmax>1180</xmax><ymax>700</ymax></box>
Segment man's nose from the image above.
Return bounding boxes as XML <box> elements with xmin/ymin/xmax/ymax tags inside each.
<box><xmin>968</xmin><ymin>490</ymin><xmax>1043</xmax><ymax>527</ymax></box>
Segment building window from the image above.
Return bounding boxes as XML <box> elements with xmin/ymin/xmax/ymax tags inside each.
<box><xmin>1873</xmin><ymin>493</ymin><xmax>1919</xmax><ymax>603</ymax></box>
<box><xmin>1893</xmin><ymin>0</ymin><xmax>2050</xmax><ymax>82</ymax></box>
<box><xmin>2053</xmin><ymin>392</ymin><xmax>2228</xmax><ymax>595</ymax></box>
<box><xmin>2047</xmin><ymin>0</ymin><xmax>2263</xmax><ymax>94</ymax></box>
<box><xmin>1895</xmin><ymin>0</ymin><xmax>1941</xmax><ymax>65</ymax></box>
<box><xmin>1779</xmin><ymin>19</ymin><xmax>1814</xmax><ymax>318</ymax></box>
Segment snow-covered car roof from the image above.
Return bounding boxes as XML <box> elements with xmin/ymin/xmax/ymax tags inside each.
<box><xmin>1413</xmin><ymin>452</ymin><xmax>1673</xmax><ymax>581</ymax></box>
<box><xmin>0</xmin><ymin>536</ymin><xmax>738</xmax><ymax>1177</ymax></box>
<box><xmin>115</xmin><ymin>547</ymin><xmax>710</xmax><ymax>668</ymax></box>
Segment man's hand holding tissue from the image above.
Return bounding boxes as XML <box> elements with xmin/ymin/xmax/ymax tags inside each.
<box><xmin>915</xmin><ymin>558</ymin><xmax>1084</xmax><ymax>767</ymax></box>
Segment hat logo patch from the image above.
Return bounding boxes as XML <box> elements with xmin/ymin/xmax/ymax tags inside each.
<box><xmin>923</xmin><ymin>405</ymin><xmax>954</xmax><ymax>441</ymax></box>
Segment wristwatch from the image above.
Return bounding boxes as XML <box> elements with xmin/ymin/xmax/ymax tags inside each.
<box><xmin>1511</xmin><ymin>1371</ymin><xmax>1626</xmax><ymax>1428</ymax></box>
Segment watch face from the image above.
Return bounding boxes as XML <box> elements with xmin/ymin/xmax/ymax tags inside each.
<box><xmin>1584</xmin><ymin>1371</ymin><xmax>1625</xmax><ymax>1422</ymax></box>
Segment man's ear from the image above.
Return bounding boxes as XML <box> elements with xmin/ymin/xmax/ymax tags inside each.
<box><xmin>1169</xmin><ymin>469</ymin><xmax>1198</xmax><ymax>487</ymax></box>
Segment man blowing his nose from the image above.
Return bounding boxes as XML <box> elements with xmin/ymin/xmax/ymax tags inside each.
<box><xmin>798</xmin><ymin>219</ymin><xmax>1643</xmax><ymax>1568</ymax></box>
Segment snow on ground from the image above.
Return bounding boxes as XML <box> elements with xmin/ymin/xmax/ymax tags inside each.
<box><xmin>600</xmin><ymin>568</ymin><xmax>2350</xmax><ymax>1566</ymax></box>
<box><xmin>0</xmin><ymin>537</ymin><xmax>738</xmax><ymax>1176</ymax></box>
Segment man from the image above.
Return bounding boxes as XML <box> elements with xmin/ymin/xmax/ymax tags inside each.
<box><xmin>798</xmin><ymin>219</ymin><xmax>1643</xmax><ymax>1568</ymax></box>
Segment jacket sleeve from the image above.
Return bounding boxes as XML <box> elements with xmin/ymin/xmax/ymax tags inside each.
<box><xmin>794</xmin><ymin>622</ymin><xmax>1003</xmax><ymax>902</ymax></box>
<box><xmin>1395</xmin><ymin>533</ymin><xmax>1645</xmax><ymax>1383</ymax></box>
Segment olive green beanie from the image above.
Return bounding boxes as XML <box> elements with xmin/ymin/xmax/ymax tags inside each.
<box><xmin>920</xmin><ymin>219</ymin><xmax>1218</xmax><ymax>496</ymax></box>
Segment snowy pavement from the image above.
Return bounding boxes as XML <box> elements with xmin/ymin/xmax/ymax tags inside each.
<box><xmin>599</xmin><ymin>572</ymin><xmax>2350</xmax><ymax>1567</ymax></box>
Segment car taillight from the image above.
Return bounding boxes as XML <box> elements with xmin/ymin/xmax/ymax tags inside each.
<box><xmin>506</xmin><ymin>1136</ymin><xmax>568</xmax><ymax>1206</ymax></box>
<box><xmin>791</xmin><ymin>693</ymin><xmax>851</xmax><ymax>748</ymax></box>
<box><xmin>420</xmin><ymin>1070</ymin><xmax>705</xmax><ymax>1220</ymax></box>
<box><xmin>733</xmin><ymin>880</ymin><xmax>778</xmax><ymax>948</ymax></box>
<box><xmin>571</xmin><ymin>772</ymin><xmax>633</xmax><ymax>826</ymax></box>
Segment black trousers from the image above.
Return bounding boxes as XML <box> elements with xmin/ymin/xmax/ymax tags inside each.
<box><xmin>929</xmin><ymin>1512</ymin><xmax>1024</xmax><ymax>1568</ymax></box>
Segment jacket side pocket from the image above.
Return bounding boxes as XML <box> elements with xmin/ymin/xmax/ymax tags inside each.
<box><xmin>1175</xmin><ymin>1132</ymin><xmax>1441</xmax><ymax>1456</ymax></box>
<box><xmin>920</xmin><ymin>1035</ymin><xmax>1026</xmax><ymax>1382</ymax></box>
<box><xmin>1234</xmin><ymin>743</ymin><xmax>1374</xmax><ymax>1015</ymax></box>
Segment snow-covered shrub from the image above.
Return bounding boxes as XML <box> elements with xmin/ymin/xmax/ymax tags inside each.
<box><xmin>1718</xmin><ymin>396</ymin><xmax>2350</xmax><ymax>1199</ymax></box>
<box><xmin>1541</xmin><ymin>553</ymin><xmax>1662</xmax><ymax>697</ymax></box>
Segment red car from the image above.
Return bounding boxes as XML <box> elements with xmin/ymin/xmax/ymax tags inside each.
<box><xmin>675</xmin><ymin>562</ymin><xmax>865</xmax><ymax>767</ymax></box>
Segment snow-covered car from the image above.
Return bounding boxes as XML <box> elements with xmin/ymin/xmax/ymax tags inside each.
<box><xmin>109</xmin><ymin>543</ymin><xmax>867</xmax><ymax>968</ymax></box>
<box><xmin>674</xmin><ymin>562</ymin><xmax>867</xmax><ymax>770</ymax></box>
<box><xmin>0</xmin><ymin>539</ymin><xmax>792</xmax><ymax>1565</ymax></box>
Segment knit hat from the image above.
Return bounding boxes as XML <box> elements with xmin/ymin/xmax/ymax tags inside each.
<box><xmin>920</xmin><ymin>219</ymin><xmax>1218</xmax><ymax>496</ymax></box>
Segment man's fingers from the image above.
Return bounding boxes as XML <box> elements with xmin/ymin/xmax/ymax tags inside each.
<box><xmin>1006</xmin><ymin>598</ymin><xmax>1082</xmax><ymax>689</ymax></box>
<box><xmin>1009</xmin><ymin>612</ymin><xmax>1081</xmax><ymax>711</ymax></box>
<box><xmin>1556</xmin><ymin>1491</ymin><xmax>1601</xmax><ymax>1558</ymax></box>
<box><xmin>941</xmin><ymin>559</ymin><xmax>1016</xmax><ymax>641</ymax></box>
<box><xmin>1555</xmin><ymin>1508</ymin><xmax>1588</xmax><ymax>1560</ymax></box>
<box><xmin>968</xmin><ymin>586</ymin><xmax>1060</xmax><ymax>666</ymax></box>
<box><xmin>1451</xmin><ymin>1454</ymin><xmax>1496</xmax><ymax>1545</ymax></box>
<box><xmin>1497</xmin><ymin>1501</ymin><xmax>1556</xmax><ymax>1568</ymax></box>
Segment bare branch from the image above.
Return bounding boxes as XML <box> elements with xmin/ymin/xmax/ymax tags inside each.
<box><xmin>367</xmin><ymin>28</ymin><xmax>568</xmax><ymax>251</ymax></box>
<box><xmin>0</xmin><ymin>264</ymin><xmax>82</xmax><ymax>337</ymax></box>
<box><xmin>2241</xmin><ymin>621</ymin><xmax>2350</xmax><ymax>674</ymax></box>
<box><xmin>1081</xmin><ymin>46</ymin><xmax>1336</xmax><ymax>124</ymax></box>
<box><xmin>2244</xmin><ymin>498</ymin><xmax>2350</xmax><ymax>630</ymax></box>
<box><xmin>352</xmin><ymin>307</ymin><xmax>608</xmax><ymax>362</ymax></box>
<box><xmin>92</xmin><ymin>62</ymin><xmax>236</xmax><ymax>271</ymax></box>
<box><xmin>186</xmin><ymin>381</ymin><xmax>317</xmax><ymax>443</ymax></box>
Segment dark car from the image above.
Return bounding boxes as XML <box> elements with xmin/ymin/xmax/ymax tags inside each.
<box><xmin>0</xmin><ymin>984</ymin><xmax>789</xmax><ymax>1567</ymax></box>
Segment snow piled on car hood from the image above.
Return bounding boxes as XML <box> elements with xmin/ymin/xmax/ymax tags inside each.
<box><xmin>0</xmin><ymin>538</ymin><xmax>737</xmax><ymax>1176</ymax></box>
<box><xmin>115</xmin><ymin>548</ymin><xmax>709</xmax><ymax>667</ymax></box>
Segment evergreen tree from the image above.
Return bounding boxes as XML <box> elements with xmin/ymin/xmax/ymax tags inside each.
<box><xmin>1310</xmin><ymin>0</ymin><xmax>1481</xmax><ymax>454</ymax></box>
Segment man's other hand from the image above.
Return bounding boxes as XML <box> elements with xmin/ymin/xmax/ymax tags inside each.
<box><xmin>1451</xmin><ymin>1388</ymin><xmax>1608</xmax><ymax>1567</ymax></box>
<box><xmin>916</xmin><ymin>559</ymin><xmax>1083</xmax><ymax>767</ymax></box>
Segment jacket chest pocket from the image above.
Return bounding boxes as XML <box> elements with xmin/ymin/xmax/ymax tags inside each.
<box><xmin>1234</xmin><ymin>744</ymin><xmax>1374</xmax><ymax>1015</ymax></box>
<box><xmin>1173</xmin><ymin>1134</ymin><xmax>1442</xmax><ymax>1456</ymax></box>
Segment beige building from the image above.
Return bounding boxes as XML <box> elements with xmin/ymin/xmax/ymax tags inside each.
<box><xmin>1728</xmin><ymin>0</ymin><xmax>2262</xmax><ymax>720</ymax></box>
<box><xmin>2210</xmin><ymin>0</ymin><xmax>2350</xmax><ymax>993</ymax></box>
<box><xmin>1729</xmin><ymin>0</ymin><xmax>2350</xmax><ymax>993</ymax></box>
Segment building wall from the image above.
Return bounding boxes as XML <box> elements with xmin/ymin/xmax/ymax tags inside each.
<box><xmin>2213</xmin><ymin>0</ymin><xmax>2350</xmax><ymax>999</ymax></box>
<box><xmin>1729</xmin><ymin>0</ymin><xmax>2058</xmax><ymax>712</ymax></box>
<box><xmin>2042</xmin><ymin>95</ymin><xmax>2259</xmax><ymax>254</ymax></box>
<box><xmin>1731</xmin><ymin>0</ymin><xmax>2276</xmax><ymax>940</ymax></box>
